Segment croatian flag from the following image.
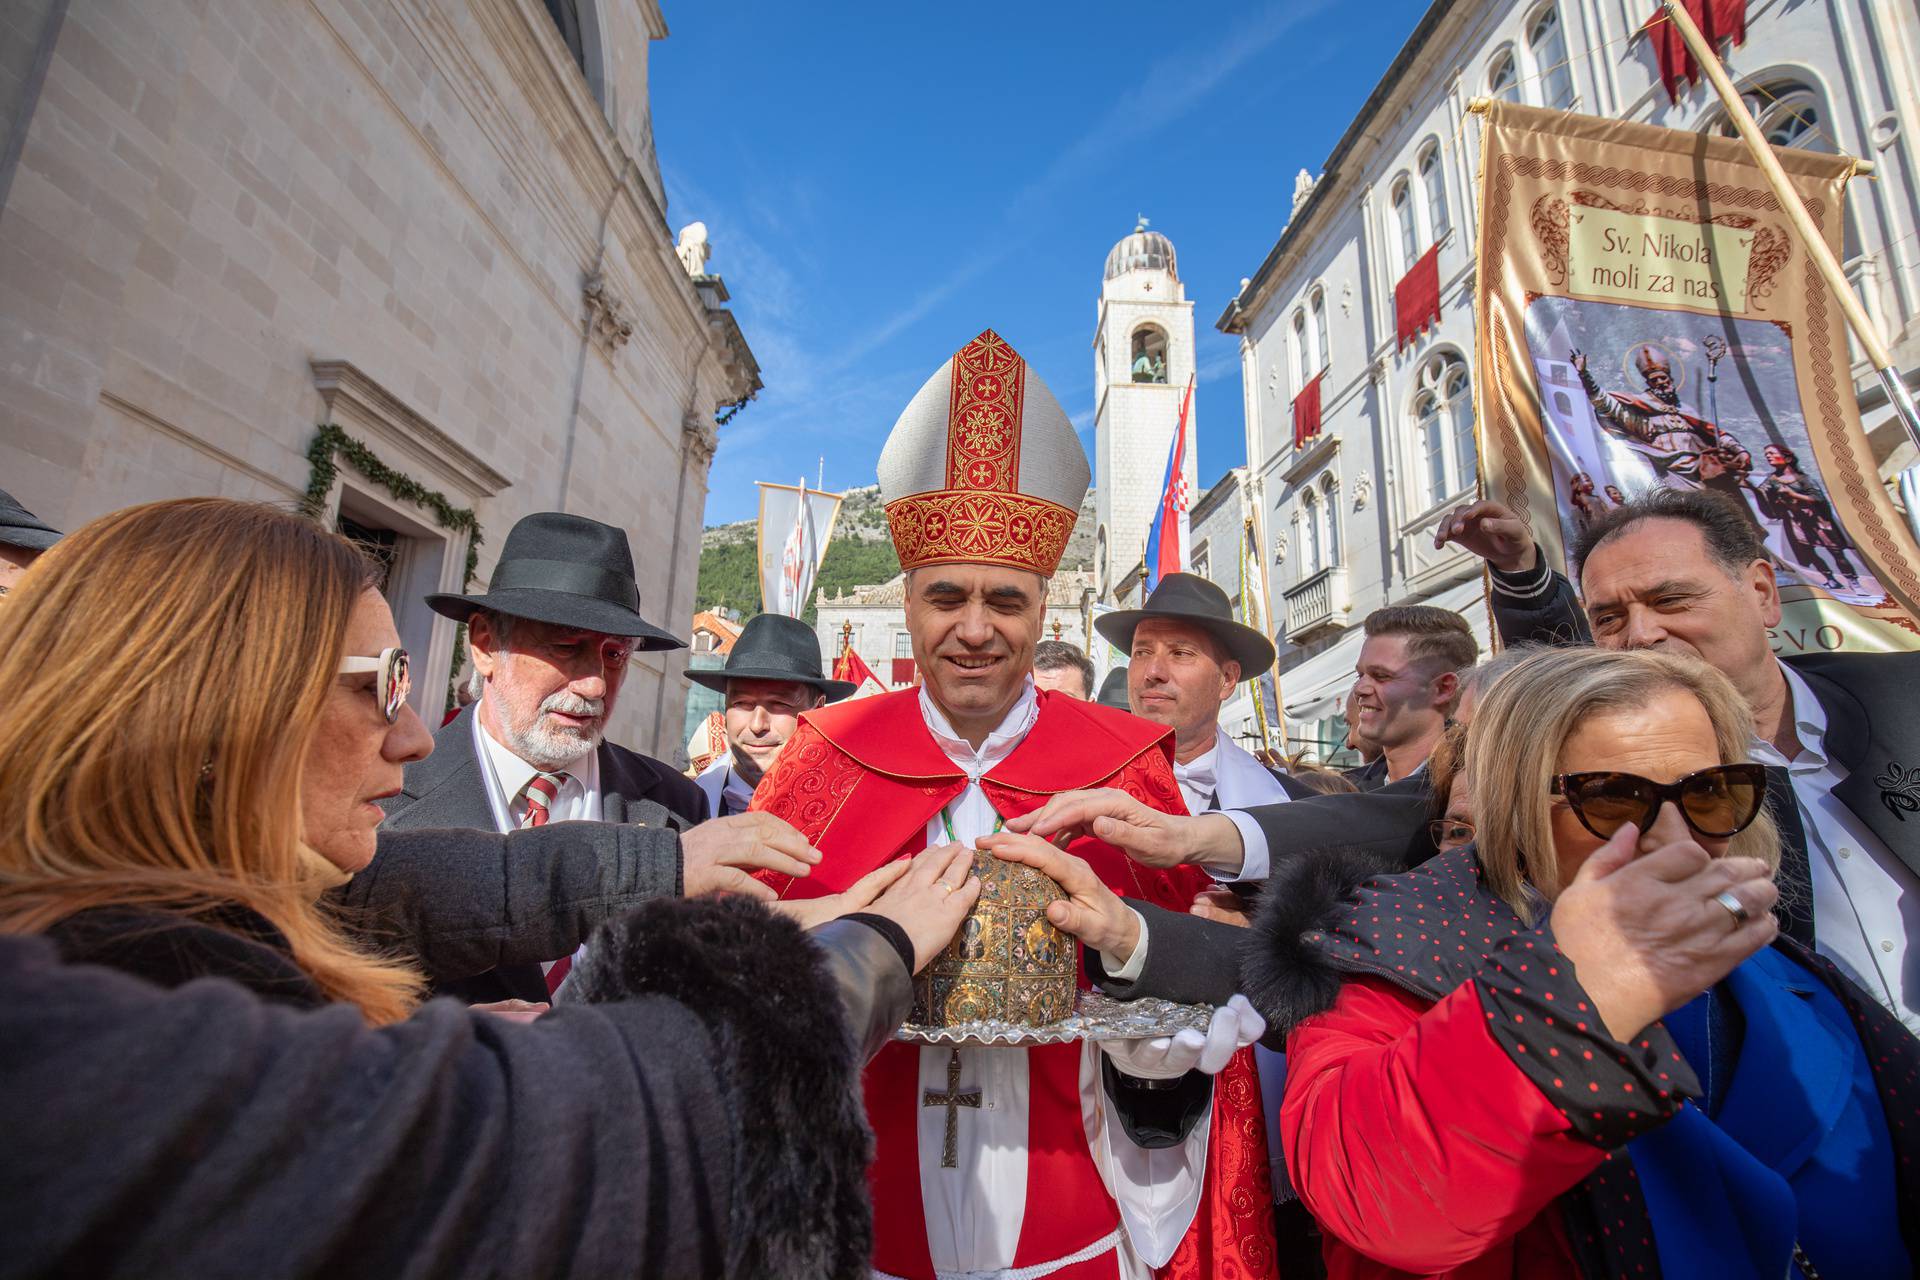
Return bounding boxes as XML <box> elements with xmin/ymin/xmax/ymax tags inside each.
<box><xmin>1144</xmin><ymin>375</ymin><xmax>1194</xmax><ymax>594</ymax></box>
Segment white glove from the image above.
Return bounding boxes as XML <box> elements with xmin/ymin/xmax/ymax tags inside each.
<box><xmin>1098</xmin><ymin>994</ymin><xmax>1267</xmax><ymax>1080</ymax></box>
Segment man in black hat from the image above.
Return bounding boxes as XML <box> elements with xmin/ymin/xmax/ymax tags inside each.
<box><xmin>381</xmin><ymin>512</ymin><xmax>817</xmax><ymax>1005</ymax></box>
<box><xmin>0</xmin><ymin>487</ymin><xmax>61</xmax><ymax>598</ymax></box>
<box><xmin>687</xmin><ymin>613</ymin><xmax>855</xmax><ymax>818</ymax></box>
<box><xmin>1097</xmin><ymin>572</ymin><xmax>1313</xmax><ymax>821</ymax></box>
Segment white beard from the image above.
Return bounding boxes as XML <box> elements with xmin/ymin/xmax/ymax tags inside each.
<box><xmin>504</xmin><ymin>690</ymin><xmax>606</xmax><ymax>771</ymax></box>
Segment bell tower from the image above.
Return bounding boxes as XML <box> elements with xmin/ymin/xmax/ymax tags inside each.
<box><xmin>1093</xmin><ymin>218</ymin><xmax>1197</xmax><ymax>604</ymax></box>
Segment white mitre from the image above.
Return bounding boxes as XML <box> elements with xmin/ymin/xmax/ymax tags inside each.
<box><xmin>877</xmin><ymin>329</ymin><xmax>1089</xmax><ymax>576</ymax></box>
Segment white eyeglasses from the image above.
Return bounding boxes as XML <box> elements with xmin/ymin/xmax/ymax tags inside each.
<box><xmin>338</xmin><ymin>647</ymin><xmax>411</xmax><ymax>723</ymax></box>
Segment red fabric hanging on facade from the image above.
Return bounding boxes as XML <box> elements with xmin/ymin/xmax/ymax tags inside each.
<box><xmin>1394</xmin><ymin>245</ymin><xmax>1441</xmax><ymax>352</ymax></box>
<box><xmin>889</xmin><ymin>657</ymin><xmax>917</xmax><ymax>687</ymax></box>
<box><xmin>1645</xmin><ymin>0</ymin><xmax>1747</xmax><ymax>102</ymax></box>
<box><xmin>1291</xmin><ymin>372</ymin><xmax>1324</xmax><ymax>451</ymax></box>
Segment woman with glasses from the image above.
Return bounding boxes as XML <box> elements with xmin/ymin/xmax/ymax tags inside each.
<box><xmin>1245</xmin><ymin>647</ymin><xmax>1918</xmax><ymax>1280</ymax></box>
<box><xmin>0</xmin><ymin>498</ymin><xmax>979</xmax><ymax>1278</ymax></box>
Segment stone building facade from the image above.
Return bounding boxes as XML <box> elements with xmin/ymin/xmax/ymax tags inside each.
<box><xmin>815</xmin><ymin>569</ymin><xmax>1096</xmax><ymax>692</ymax></box>
<box><xmin>1220</xmin><ymin>0</ymin><xmax>1919</xmax><ymax>758</ymax></box>
<box><xmin>0</xmin><ymin>0</ymin><xmax>759</xmax><ymax>757</ymax></box>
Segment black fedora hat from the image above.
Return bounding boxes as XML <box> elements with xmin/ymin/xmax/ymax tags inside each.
<box><xmin>426</xmin><ymin>512</ymin><xmax>683</xmax><ymax>650</ymax></box>
<box><xmin>1095</xmin><ymin>665</ymin><xmax>1131</xmax><ymax>711</ymax></box>
<box><xmin>0</xmin><ymin>487</ymin><xmax>61</xmax><ymax>553</ymax></box>
<box><xmin>686</xmin><ymin>613</ymin><xmax>856</xmax><ymax>701</ymax></box>
<box><xmin>1094</xmin><ymin>572</ymin><xmax>1276</xmax><ymax>679</ymax></box>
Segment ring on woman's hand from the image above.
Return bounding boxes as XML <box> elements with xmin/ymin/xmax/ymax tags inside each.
<box><xmin>936</xmin><ymin>880</ymin><xmax>958</xmax><ymax>896</ymax></box>
<box><xmin>1713</xmin><ymin>889</ymin><xmax>1750</xmax><ymax>927</ymax></box>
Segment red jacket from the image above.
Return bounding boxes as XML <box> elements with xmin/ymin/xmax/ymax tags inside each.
<box><xmin>1283</xmin><ymin>976</ymin><xmax>1599</xmax><ymax>1279</ymax></box>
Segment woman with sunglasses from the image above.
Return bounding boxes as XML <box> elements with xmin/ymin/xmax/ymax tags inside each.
<box><xmin>1245</xmin><ymin>647</ymin><xmax>1919</xmax><ymax>1280</ymax></box>
<box><xmin>0</xmin><ymin>498</ymin><xmax>980</xmax><ymax>1277</ymax></box>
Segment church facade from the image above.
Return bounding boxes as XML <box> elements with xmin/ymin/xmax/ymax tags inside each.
<box><xmin>1221</xmin><ymin>0</ymin><xmax>1920</xmax><ymax>760</ymax></box>
<box><xmin>0</xmin><ymin>0</ymin><xmax>759</xmax><ymax>757</ymax></box>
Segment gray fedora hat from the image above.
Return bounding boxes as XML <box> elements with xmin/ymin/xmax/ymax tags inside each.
<box><xmin>1094</xmin><ymin>572</ymin><xmax>1276</xmax><ymax>678</ymax></box>
<box><xmin>686</xmin><ymin>613</ymin><xmax>856</xmax><ymax>700</ymax></box>
<box><xmin>426</xmin><ymin>511</ymin><xmax>683</xmax><ymax>650</ymax></box>
<box><xmin>1095</xmin><ymin>665</ymin><xmax>1131</xmax><ymax>711</ymax></box>
<box><xmin>0</xmin><ymin>487</ymin><xmax>61</xmax><ymax>553</ymax></box>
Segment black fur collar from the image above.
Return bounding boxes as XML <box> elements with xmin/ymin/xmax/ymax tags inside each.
<box><xmin>1244</xmin><ymin>846</ymin><xmax>1530</xmax><ymax>1036</ymax></box>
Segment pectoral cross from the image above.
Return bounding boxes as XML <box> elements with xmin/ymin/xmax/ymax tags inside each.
<box><xmin>922</xmin><ymin>1047</ymin><xmax>982</xmax><ymax>1169</ymax></box>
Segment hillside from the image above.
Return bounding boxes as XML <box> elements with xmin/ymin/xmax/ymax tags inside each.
<box><xmin>697</xmin><ymin>484</ymin><xmax>1097</xmax><ymax>625</ymax></box>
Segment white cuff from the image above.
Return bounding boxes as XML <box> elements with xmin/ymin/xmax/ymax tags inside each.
<box><xmin>1205</xmin><ymin>810</ymin><xmax>1268</xmax><ymax>883</ymax></box>
<box><xmin>1101</xmin><ymin>906</ymin><xmax>1150</xmax><ymax>982</ymax></box>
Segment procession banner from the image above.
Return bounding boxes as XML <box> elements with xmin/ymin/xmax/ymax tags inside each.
<box><xmin>1473</xmin><ymin>100</ymin><xmax>1920</xmax><ymax>655</ymax></box>
<box><xmin>755</xmin><ymin>480</ymin><xmax>843</xmax><ymax>618</ymax></box>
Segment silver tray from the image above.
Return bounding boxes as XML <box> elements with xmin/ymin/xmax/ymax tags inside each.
<box><xmin>895</xmin><ymin>990</ymin><xmax>1213</xmax><ymax>1047</ymax></box>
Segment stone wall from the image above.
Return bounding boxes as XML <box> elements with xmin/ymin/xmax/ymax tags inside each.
<box><xmin>0</xmin><ymin>0</ymin><xmax>756</xmax><ymax>756</ymax></box>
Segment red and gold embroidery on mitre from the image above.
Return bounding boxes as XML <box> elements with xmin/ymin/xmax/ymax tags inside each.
<box><xmin>883</xmin><ymin>330</ymin><xmax>1079</xmax><ymax>575</ymax></box>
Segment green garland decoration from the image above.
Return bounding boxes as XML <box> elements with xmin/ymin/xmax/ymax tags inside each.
<box><xmin>302</xmin><ymin>424</ymin><xmax>485</xmax><ymax>710</ymax></box>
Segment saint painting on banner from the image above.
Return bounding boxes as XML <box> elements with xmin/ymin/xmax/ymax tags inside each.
<box><xmin>1475</xmin><ymin>100</ymin><xmax>1920</xmax><ymax>657</ymax></box>
<box><xmin>750</xmin><ymin>330</ymin><xmax>1274</xmax><ymax>1280</ymax></box>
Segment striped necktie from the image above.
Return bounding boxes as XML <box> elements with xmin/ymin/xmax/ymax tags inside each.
<box><xmin>520</xmin><ymin>772</ymin><xmax>567</xmax><ymax>828</ymax></box>
<box><xmin>519</xmin><ymin>773</ymin><xmax>574</xmax><ymax>996</ymax></box>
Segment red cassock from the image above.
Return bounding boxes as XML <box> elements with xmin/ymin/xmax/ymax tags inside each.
<box><xmin>751</xmin><ymin>687</ymin><xmax>1276</xmax><ymax>1279</ymax></box>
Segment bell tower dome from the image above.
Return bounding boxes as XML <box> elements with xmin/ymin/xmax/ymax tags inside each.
<box><xmin>1092</xmin><ymin>218</ymin><xmax>1197</xmax><ymax>604</ymax></box>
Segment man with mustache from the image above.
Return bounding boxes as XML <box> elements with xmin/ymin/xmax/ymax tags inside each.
<box><xmin>381</xmin><ymin>512</ymin><xmax>814</xmax><ymax>1006</ymax></box>
<box><xmin>749</xmin><ymin>330</ymin><xmax>1273</xmax><ymax>1279</ymax></box>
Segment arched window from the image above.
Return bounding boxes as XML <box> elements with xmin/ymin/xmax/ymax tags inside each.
<box><xmin>1130</xmin><ymin>325</ymin><xmax>1169</xmax><ymax>384</ymax></box>
<box><xmin>1418</xmin><ymin>397</ymin><xmax>1449</xmax><ymax>509</ymax></box>
<box><xmin>1528</xmin><ymin>6</ymin><xmax>1575</xmax><ymax>110</ymax></box>
<box><xmin>1488</xmin><ymin>50</ymin><xmax>1520</xmax><ymax>104</ymax></box>
<box><xmin>1392</xmin><ymin>179</ymin><xmax>1418</xmax><ymax>271</ymax></box>
<box><xmin>1447</xmin><ymin>363</ymin><xmax>1477</xmax><ymax>490</ymax></box>
<box><xmin>1413</xmin><ymin>351</ymin><xmax>1475</xmax><ymax>509</ymax></box>
<box><xmin>1301</xmin><ymin>488</ymin><xmax>1322</xmax><ymax>575</ymax></box>
<box><xmin>1311</xmin><ymin>288</ymin><xmax>1330</xmax><ymax>373</ymax></box>
<box><xmin>1419</xmin><ymin>144</ymin><xmax>1450</xmax><ymax>241</ymax></box>
<box><xmin>1709</xmin><ymin>81</ymin><xmax>1834</xmax><ymax>153</ymax></box>
<box><xmin>1293</xmin><ymin>309</ymin><xmax>1311</xmax><ymax>386</ymax></box>
<box><xmin>1320</xmin><ymin>473</ymin><xmax>1342</xmax><ymax>568</ymax></box>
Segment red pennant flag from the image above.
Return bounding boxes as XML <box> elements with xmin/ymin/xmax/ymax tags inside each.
<box><xmin>1291</xmin><ymin>373</ymin><xmax>1324</xmax><ymax>451</ymax></box>
<box><xmin>1645</xmin><ymin>0</ymin><xmax>1747</xmax><ymax>102</ymax></box>
<box><xmin>1395</xmin><ymin>245</ymin><xmax>1442</xmax><ymax>352</ymax></box>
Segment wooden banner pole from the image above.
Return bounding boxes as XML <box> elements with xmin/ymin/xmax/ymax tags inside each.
<box><xmin>1658</xmin><ymin>0</ymin><xmax>1920</xmax><ymax>457</ymax></box>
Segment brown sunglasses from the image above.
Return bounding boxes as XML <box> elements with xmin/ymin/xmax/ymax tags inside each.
<box><xmin>1550</xmin><ymin>763</ymin><xmax>1768</xmax><ymax>841</ymax></box>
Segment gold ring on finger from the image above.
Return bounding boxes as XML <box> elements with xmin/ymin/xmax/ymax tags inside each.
<box><xmin>1713</xmin><ymin>889</ymin><xmax>1750</xmax><ymax>928</ymax></box>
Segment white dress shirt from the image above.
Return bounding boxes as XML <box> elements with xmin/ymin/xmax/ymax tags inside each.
<box><xmin>694</xmin><ymin>756</ymin><xmax>755</xmax><ymax>818</ymax></box>
<box><xmin>903</xmin><ymin>679</ymin><xmax>1201</xmax><ymax>1277</ymax></box>
<box><xmin>472</xmin><ymin>712</ymin><xmax>602</xmax><ymax>832</ymax></box>
<box><xmin>1749</xmin><ymin>661</ymin><xmax>1920</xmax><ymax>1036</ymax></box>
<box><xmin>473</xmin><ymin>712</ymin><xmax>602</xmax><ymax>990</ymax></box>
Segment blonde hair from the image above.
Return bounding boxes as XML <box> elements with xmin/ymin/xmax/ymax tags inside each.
<box><xmin>1465</xmin><ymin>648</ymin><xmax>1779</xmax><ymax>921</ymax></box>
<box><xmin>0</xmin><ymin>499</ymin><xmax>423</xmax><ymax>1023</ymax></box>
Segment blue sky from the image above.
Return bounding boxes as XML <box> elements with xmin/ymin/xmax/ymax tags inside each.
<box><xmin>652</xmin><ymin>1</ymin><xmax>1434</xmax><ymax>524</ymax></box>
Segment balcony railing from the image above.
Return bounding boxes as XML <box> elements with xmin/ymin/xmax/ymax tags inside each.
<box><xmin>1284</xmin><ymin>566</ymin><xmax>1349</xmax><ymax>641</ymax></box>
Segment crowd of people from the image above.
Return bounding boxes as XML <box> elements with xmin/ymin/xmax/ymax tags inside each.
<box><xmin>3</xmin><ymin>328</ymin><xmax>1918</xmax><ymax>1280</ymax></box>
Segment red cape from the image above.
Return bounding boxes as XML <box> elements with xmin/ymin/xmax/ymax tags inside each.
<box><xmin>751</xmin><ymin>688</ymin><xmax>1276</xmax><ymax>1280</ymax></box>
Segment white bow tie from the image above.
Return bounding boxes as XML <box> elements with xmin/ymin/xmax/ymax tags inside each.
<box><xmin>1174</xmin><ymin>757</ymin><xmax>1217</xmax><ymax>801</ymax></box>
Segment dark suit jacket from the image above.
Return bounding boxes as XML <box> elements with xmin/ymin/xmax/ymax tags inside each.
<box><xmin>1488</xmin><ymin>555</ymin><xmax>1920</xmax><ymax>947</ymax></box>
<box><xmin>1089</xmin><ymin>776</ymin><xmax>1440</xmax><ymax>1005</ymax></box>
<box><xmin>379</xmin><ymin>705</ymin><xmax>707</xmax><ymax>1002</ymax></box>
<box><xmin>335</xmin><ymin>822</ymin><xmax>686</xmax><ymax>986</ymax></box>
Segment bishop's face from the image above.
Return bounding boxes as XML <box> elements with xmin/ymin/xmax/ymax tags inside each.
<box><xmin>906</xmin><ymin>564</ymin><xmax>1046</xmax><ymax>740</ymax></box>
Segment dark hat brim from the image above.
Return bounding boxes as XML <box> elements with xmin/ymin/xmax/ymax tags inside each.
<box><xmin>685</xmin><ymin>665</ymin><xmax>858</xmax><ymax>701</ymax></box>
<box><xmin>0</xmin><ymin>526</ymin><xmax>60</xmax><ymax>552</ymax></box>
<box><xmin>1095</xmin><ymin>608</ymin><xmax>1276</xmax><ymax>680</ymax></box>
<box><xmin>425</xmin><ymin>588</ymin><xmax>686</xmax><ymax>651</ymax></box>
